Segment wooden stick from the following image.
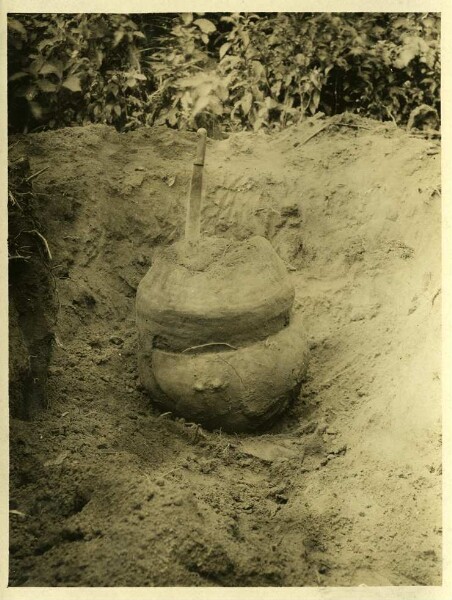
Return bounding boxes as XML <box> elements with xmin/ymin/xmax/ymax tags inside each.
<box><xmin>185</xmin><ymin>128</ymin><xmax>207</xmax><ymax>244</ymax></box>
<box><xmin>299</xmin><ymin>115</ymin><xmax>341</xmax><ymax>146</ymax></box>
<box><xmin>335</xmin><ymin>122</ymin><xmax>371</xmax><ymax>130</ymax></box>
<box><xmin>25</xmin><ymin>229</ymin><xmax>52</xmax><ymax>260</ymax></box>
<box><xmin>25</xmin><ymin>165</ymin><xmax>49</xmax><ymax>182</ymax></box>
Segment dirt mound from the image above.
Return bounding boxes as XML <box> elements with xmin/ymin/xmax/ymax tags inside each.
<box><xmin>8</xmin><ymin>115</ymin><xmax>441</xmax><ymax>586</ymax></box>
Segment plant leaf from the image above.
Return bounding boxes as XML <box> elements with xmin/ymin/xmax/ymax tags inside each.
<box><xmin>219</xmin><ymin>42</ymin><xmax>232</xmax><ymax>59</ymax></box>
<box><xmin>241</xmin><ymin>92</ymin><xmax>253</xmax><ymax>116</ymax></box>
<box><xmin>265</xmin><ymin>96</ymin><xmax>278</xmax><ymax>109</ymax></box>
<box><xmin>37</xmin><ymin>79</ymin><xmax>58</xmax><ymax>92</ymax></box>
<box><xmin>193</xmin><ymin>18</ymin><xmax>216</xmax><ymax>34</ymax></box>
<box><xmin>192</xmin><ymin>94</ymin><xmax>211</xmax><ymax>117</ymax></box>
<box><xmin>8</xmin><ymin>71</ymin><xmax>29</xmax><ymax>82</ymax></box>
<box><xmin>208</xmin><ymin>95</ymin><xmax>223</xmax><ymax>116</ymax></box>
<box><xmin>310</xmin><ymin>89</ymin><xmax>320</xmax><ymax>114</ymax></box>
<box><xmin>28</xmin><ymin>100</ymin><xmax>43</xmax><ymax>119</ymax></box>
<box><xmin>113</xmin><ymin>30</ymin><xmax>124</xmax><ymax>47</ymax></box>
<box><xmin>251</xmin><ymin>61</ymin><xmax>265</xmax><ymax>78</ymax></box>
<box><xmin>62</xmin><ymin>75</ymin><xmax>82</xmax><ymax>92</ymax></box>
<box><xmin>8</xmin><ymin>17</ymin><xmax>27</xmax><ymax>36</ymax></box>
<box><xmin>39</xmin><ymin>61</ymin><xmax>62</xmax><ymax>79</ymax></box>
<box><xmin>181</xmin><ymin>13</ymin><xmax>193</xmax><ymax>25</ymax></box>
<box><xmin>253</xmin><ymin>116</ymin><xmax>264</xmax><ymax>131</ymax></box>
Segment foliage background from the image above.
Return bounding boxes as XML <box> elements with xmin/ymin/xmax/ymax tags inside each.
<box><xmin>7</xmin><ymin>12</ymin><xmax>441</xmax><ymax>135</ymax></box>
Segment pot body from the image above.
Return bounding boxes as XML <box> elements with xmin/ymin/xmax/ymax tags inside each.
<box><xmin>138</xmin><ymin>310</ymin><xmax>309</xmax><ymax>432</ymax></box>
<box><xmin>136</xmin><ymin>236</ymin><xmax>294</xmax><ymax>352</ymax></box>
<box><xmin>136</xmin><ymin>235</ymin><xmax>308</xmax><ymax>431</ymax></box>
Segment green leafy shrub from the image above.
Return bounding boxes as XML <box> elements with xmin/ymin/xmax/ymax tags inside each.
<box><xmin>144</xmin><ymin>14</ymin><xmax>222</xmax><ymax>130</ymax></box>
<box><xmin>317</xmin><ymin>13</ymin><xmax>440</xmax><ymax>125</ymax></box>
<box><xmin>150</xmin><ymin>12</ymin><xmax>440</xmax><ymax>132</ymax></box>
<box><xmin>8</xmin><ymin>12</ymin><xmax>440</xmax><ymax>134</ymax></box>
<box><xmin>8</xmin><ymin>13</ymin><xmax>153</xmax><ymax>132</ymax></box>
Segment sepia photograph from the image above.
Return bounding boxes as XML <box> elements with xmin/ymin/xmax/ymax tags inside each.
<box><xmin>3</xmin><ymin>4</ymin><xmax>449</xmax><ymax>595</ymax></box>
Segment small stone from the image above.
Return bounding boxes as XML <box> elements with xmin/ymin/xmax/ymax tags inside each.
<box><xmin>94</xmin><ymin>356</ymin><xmax>108</xmax><ymax>365</ymax></box>
<box><xmin>350</xmin><ymin>312</ymin><xmax>365</xmax><ymax>322</ymax></box>
<box><xmin>275</xmin><ymin>494</ymin><xmax>288</xmax><ymax>504</ymax></box>
<box><xmin>48</xmin><ymin>366</ymin><xmax>63</xmax><ymax>377</ymax></box>
<box><xmin>332</xmin><ymin>443</ymin><xmax>347</xmax><ymax>455</ymax></box>
<box><xmin>281</xmin><ymin>204</ymin><xmax>300</xmax><ymax>218</ymax></box>
<box><xmin>297</xmin><ymin>421</ymin><xmax>318</xmax><ymax>435</ymax></box>
<box><xmin>87</xmin><ymin>339</ymin><xmax>102</xmax><ymax>349</ymax></box>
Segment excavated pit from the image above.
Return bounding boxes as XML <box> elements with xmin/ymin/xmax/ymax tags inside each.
<box><xmin>8</xmin><ymin>116</ymin><xmax>441</xmax><ymax>587</ymax></box>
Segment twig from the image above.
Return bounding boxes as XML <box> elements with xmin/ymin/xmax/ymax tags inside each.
<box><xmin>8</xmin><ymin>254</ymin><xmax>31</xmax><ymax>261</ymax></box>
<box><xmin>25</xmin><ymin>229</ymin><xmax>52</xmax><ymax>260</ymax></box>
<box><xmin>10</xmin><ymin>510</ymin><xmax>27</xmax><ymax>517</ymax></box>
<box><xmin>181</xmin><ymin>341</ymin><xmax>238</xmax><ymax>353</ymax></box>
<box><xmin>385</xmin><ymin>106</ymin><xmax>397</xmax><ymax>125</ymax></box>
<box><xmin>13</xmin><ymin>191</ymin><xmax>34</xmax><ymax>197</ymax></box>
<box><xmin>300</xmin><ymin>122</ymin><xmax>332</xmax><ymax>146</ymax></box>
<box><xmin>53</xmin><ymin>334</ymin><xmax>66</xmax><ymax>349</ymax></box>
<box><xmin>299</xmin><ymin>116</ymin><xmax>341</xmax><ymax>146</ymax></box>
<box><xmin>335</xmin><ymin>122</ymin><xmax>371</xmax><ymax>131</ymax></box>
<box><xmin>409</xmin><ymin>130</ymin><xmax>441</xmax><ymax>139</ymax></box>
<box><xmin>158</xmin><ymin>411</ymin><xmax>172</xmax><ymax>419</ymax></box>
<box><xmin>318</xmin><ymin>362</ymin><xmax>354</xmax><ymax>390</ymax></box>
<box><xmin>161</xmin><ymin>466</ymin><xmax>183</xmax><ymax>478</ymax></box>
<box><xmin>8</xmin><ymin>191</ymin><xmax>19</xmax><ymax>206</ymax></box>
<box><xmin>25</xmin><ymin>165</ymin><xmax>49</xmax><ymax>182</ymax></box>
<box><xmin>432</xmin><ymin>288</ymin><xmax>441</xmax><ymax>306</ymax></box>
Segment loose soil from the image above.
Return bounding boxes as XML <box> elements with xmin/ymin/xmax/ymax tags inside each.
<box><xmin>8</xmin><ymin>115</ymin><xmax>442</xmax><ymax>587</ymax></box>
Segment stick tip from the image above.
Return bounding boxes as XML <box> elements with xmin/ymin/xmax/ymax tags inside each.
<box><xmin>197</xmin><ymin>128</ymin><xmax>207</xmax><ymax>137</ymax></box>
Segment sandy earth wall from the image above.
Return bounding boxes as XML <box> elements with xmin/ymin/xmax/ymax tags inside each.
<box><xmin>8</xmin><ymin>116</ymin><xmax>441</xmax><ymax>586</ymax></box>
